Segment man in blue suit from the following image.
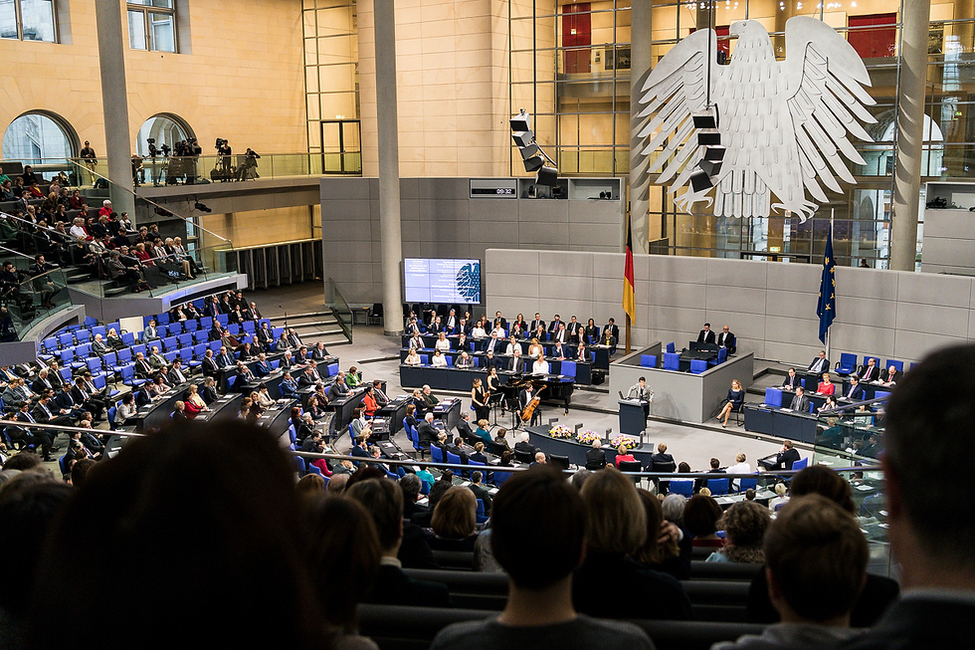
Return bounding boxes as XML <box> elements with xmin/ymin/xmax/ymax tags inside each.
<box><xmin>253</xmin><ymin>353</ymin><xmax>272</xmax><ymax>377</ymax></box>
<box><xmin>841</xmin><ymin>375</ymin><xmax>865</xmax><ymax>402</ymax></box>
<box><xmin>278</xmin><ymin>372</ymin><xmax>298</xmax><ymax>400</ymax></box>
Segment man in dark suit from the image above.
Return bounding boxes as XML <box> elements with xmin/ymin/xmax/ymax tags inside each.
<box><xmin>781</xmin><ymin>367</ymin><xmax>799</xmax><ymax>390</ymax></box>
<box><xmin>278</xmin><ymin>372</ymin><xmax>299</xmax><ymax>400</ymax></box>
<box><xmin>566</xmin><ymin>316</ymin><xmax>582</xmax><ymax>345</ymax></box>
<box><xmin>133</xmin><ymin>353</ymin><xmax>153</xmax><ymax>379</ymax></box>
<box><xmin>530</xmin><ymin>313</ymin><xmax>545</xmax><ymax>332</ymax></box>
<box><xmin>585</xmin><ymin>439</ymin><xmax>607</xmax><ymax>470</ymax></box>
<box><xmin>697</xmin><ymin>323</ymin><xmax>716</xmax><ymax>345</ymax></box>
<box><xmin>134</xmin><ymin>384</ymin><xmax>153</xmax><ymax>407</ymax></box>
<box><xmin>34</xmin><ymin>392</ymin><xmax>73</xmax><ymax>427</ymax></box>
<box><xmin>807</xmin><ymin>349</ymin><xmax>829</xmax><ymax>375</ymax></box>
<box><xmin>845</xmin><ymin>344</ymin><xmax>975</xmax><ymax>650</ymax></box>
<box><xmin>518</xmin><ymin>383</ymin><xmax>540</xmax><ymax>426</ymax></box>
<box><xmin>650</xmin><ymin>442</ymin><xmax>675</xmax><ymax>471</ymax></box>
<box><xmin>310</xmin><ymin>342</ymin><xmax>329</xmax><ymax>361</ymax></box>
<box><xmin>416</xmin><ymin>413</ymin><xmax>439</xmax><ymax>448</ymax></box>
<box><xmin>445</xmin><ymin>436</ymin><xmax>470</xmax><ymax>464</ymax></box>
<box><xmin>547</xmin><ymin>314</ymin><xmax>562</xmax><ymax>333</ymax></box>
<box><xmin>253</xmin><ymin>353</ymin><xmax>272</xmax><ymax>377</ymax></box>
<box><xmin>493</xmin><ymin>311</ymin><xmax>507</xmax><ymax>332</ymax></box>
<box><xmin>349</xmin><ymin>436</ymin><xmax>371</xmax><ymax>463</ymax></box>
<box><xmin>481</xmin><ymin>351</ymin><xmax>496</xmax><ymax>371</ymax></box>
<box><xmin>168</xmin><ymin>359</ymin><xmax>188</xmax><ymax>386</ymax></box>
<box><xmin>348</xmin><ymin>479</ymin><xmax>450</xmax><ymax>605</ymax></box>
<box><xmin>201</xmin><ymin>349</ymin><xmax>219</xmax><ymax>377</ymax></box>
<box><xmin>788</xmin><ymin>386</ymin><xmax>810</xmax><ymax>413</ymax></box>
<box><xmin>858</xmin><ymin>357</ymin><xmax>880</xmax><ymax>382</ymax></box>
<box><xmin>758</xmin><ymin>440</ymin><xmax>801</xmax><ymax>471</ymax></box>
<box><xmin>55</xmin><ymin>386</ymin><xmax>83</xmax><ymax>420</ymax></box>
<box><xmin>552</xmin><ymin>323</ymin><xmax>568</xmax><ymax>345</ymax></box>
<box><xmin>716</xmin><ymin>325</ymin><xmax>736</xmax><ymax>354</ymax></box>
<box><xmin>603</xmin><ymin>318</ymin><xmax>620</xmax><ymax>343</ymax></box>
<box><xmin>71</xmin><ymin>379</ymin><xmax>104</xmax><ymax>420</ymax></box>
<box><xmin>456</xmin><ymin>411</ymin><xmax>475</xmax><ymax>444</ymax></box>
<box><xmin>399</xmin><ymin>474</ymin><xmax>429</xmax><ymax>521</ymax></box>
<box><xmin>216</xmin><ymin>346</ymin><xmax>235</xmax><ymax>369</ymax></box>
<box><xmin>31</xmin><ymin>369</ymin><xmax>55</xmax><ymax>395</ymax></box>
<box><xmin>454</xmin><ymin>333</ymin><xmax>472</xmax><ymax>354</ymax></box>
<box><xmin>468</xmin><ymin>470</ymin><xmax>493</xmax><ymax>516</ymax></box>
<box><xmin>327</xmin><ymin>374</ymin><xmax>349</xmax><ymax>402</ymax></box>
<box><xmin>841</xmin><ymin>375</ymin><xmax>865</xmax><ymax>402</ymax></box>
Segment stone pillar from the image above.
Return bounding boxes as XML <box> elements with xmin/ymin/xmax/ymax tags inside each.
<box><xmin>94</xmin><ymin>0</ymin><xmax>136</xmax><ymax>219</ymax></box>
<box><xmin>374</xmin><ymin>0</ymin><xmax>404</xmax><ymax>335</ymax></box>
<box><xmin>628</xmin><ymin>0</ymin><xmax>652</xmax><ymax>254</ymax></box>
<box><xmin>889</xmin><ymin>0</ymin><xmax>931</xmax><ymax>272</ymax></box>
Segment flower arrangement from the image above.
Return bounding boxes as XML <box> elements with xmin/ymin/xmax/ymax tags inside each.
<box><xmin>611</xmin><ymin>434</ymin><xmax>637</xmax><ymax>450</ymax></box>
<box><xmin>577</xmin><ymin>430</ymin><xmax>600</xmax><ymax>444</ymax></box>
<box><xmin>548</xmin><ymin>424</ymin><xmax>573</xmax><ymax>438</ymax></box>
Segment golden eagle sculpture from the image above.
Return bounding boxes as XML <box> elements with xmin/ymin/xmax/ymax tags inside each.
<box><xmin>638</xmin><ymin>17</ymin><xmax>876</xmax><ymax>222</ymax></box>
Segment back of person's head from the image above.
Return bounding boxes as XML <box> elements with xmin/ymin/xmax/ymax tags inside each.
<box><xmin>295</xmin><ymin>474</ymin><xmax>325</xmax><ymax>500</ymax></box>
<box><xmin>71</xmin><ymin>458</ymin><xmax>96</xmax><ymax>488</ymax></box>
<box><xmin>661</xmin><ymin>493</ymin><xmax>687</xmax><ymax>525</ymax></box>
<box><xmin>764</xmin><ymin>494</ymin><xmax>868</xmax><ymax>623</ymax></box>
<box><xmin>347</xmin><ymin>478</ymin><xmax>404</xmax><ymax>553</ymax></box>
<box><xmin>720</xmin><ymin>501</ymin><xmax>772</xmax><ymax>550</ymax></box>
<box><xmin>304</xmin><ymin>494</ymin><xmax>381</xmax><ymax>633</ymax></box>
<box><xmin>884</xmin><ymin>343</ymin><xmax>975</xmax><ymax>571</ymax></box>
<box><xmin>3</xmin><ymin>452</ymin><xmax>41</xmax><ymax>472</ymax></box>
<box><xmin>328</xmin><ymin>473</ymin><xmax>350</xmax><ymax>493</ymax></box>
<box><xmin>427</xmin><ymin>479</ymin><xmax>451</xmax><ymax>510</ymax></box>
<box><xmin>774</xmin><ymin>482</ymin><xmax>788</xmax><ymax>497</ymax></box>
<box><xmin>580</xmin><ymin>467</ymin><xmax>646</xmax><ymax>555</ymax></box>
<box><xmin>0</xmin><ymin>471</ymin><xmax>73</xmax><ymax>615</ymax></box>
<box><xmin>790</xmin><ymin>465</ymin><xmax>854</xmax><ymax>513</ymax></box>
<box><xmin>399</xmin><ymin>473</ymin><xmax>421</xmax><ymax>504</ymax></box>
<box><xmin>569</xmin><ymin>468</ymin><xmax>591</xmax><ymax>491</ymax></box>
<box><xmin>431</xmin><ymin>486</ymin><xmax>476</xmax><ymax>539</ymax></box>
<box><xmin>684</xmin><ymin>493</ymin><xmax>722</xmax><ymax>537</ymax></box>
<box><xmin>28</xmin><ymin>421</ymin><xmax>324</xmax><ymax>648</ymax></box>
<box><xmin>635</xmin><ymin>488</ymin><xmax>678</xmax><ymax>565</ymax></box>
<box><xmin>710</xmin><ymin>457</ymin><xmax>720</xmax><ymax>469</ymax></box>
<box><xmin>346</xmin><ymin>465</ymin><xmax>384</xmax><ymax>488</ymax></box>
<box><xmin>491</xmin><ymin>465</ymin><xmax>585</xmax><ymax>589</ymax></box>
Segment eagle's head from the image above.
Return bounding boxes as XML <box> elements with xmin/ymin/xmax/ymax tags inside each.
<box><xmin>727</xmin><ymin>20</ymin><xmax>773</xmax><ymax>62</ymax></box>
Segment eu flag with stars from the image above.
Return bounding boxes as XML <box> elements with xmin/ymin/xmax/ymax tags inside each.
<box><xmin>817</xmin><ymin>230</ymin><xmax>836</xmax><ymax>344</ymax></box>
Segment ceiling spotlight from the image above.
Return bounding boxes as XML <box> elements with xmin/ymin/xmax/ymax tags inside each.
<box><xmin>536</xmin><ymin>165</ymin><xmax>558</xmax><ymax>188</ymax></box>
<box><xmin>510</xmin><ymin>109</ymin><xmax>531</xmax><ymax>133</ymax></box>
<box><xmin>512</xmin><ymin>131</ymin><xmax>534</xmax><ymax>148</ymax></box>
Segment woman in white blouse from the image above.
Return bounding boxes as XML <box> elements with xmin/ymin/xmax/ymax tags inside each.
<box><xmin>69</xmin><ymin>217</ymin><xmax>88</xmax><ymax>240</ymax></box>
<box><xmin>404</xmin><ymin>349</ymin><xmax>422</xmax><ymax>366</ymax></box>
<box><xmin>431</xmin><ymin>349</ymin><xmax>447</xmax><ymax>367</ymax></box>
<box><xmin>471</xmin><ymin>323</ymin><xmax>487</xmax><ymax>338</ymax></box>
<box><xmin>505</xmin><ymin>336</ymin><xmax>522</xmax><ymax>356</ymax></box>
<box><xmin>435</xmin><ymin>332</ymin><xmax>451</xmax><ymax>353</ymax></box>
<box><xmin>527</xmin><ymin>337</ymin><xmax>544</xmax><ymax>359</ymax></box>
<box><xmin>532</xmin><ymin>354</ymin><xmax>550</xmax><ymax>375</ymax></box>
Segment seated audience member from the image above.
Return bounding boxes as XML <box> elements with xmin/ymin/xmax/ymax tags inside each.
<box><xmin>768</xmin><ymin>482</ymin><xmax>790</xmax><ymax>512</ymax></box>
<box><xmin>431</xmin><ymin>466</ymin><xmax>653</xmax><ymax>650</ymax></box>
<box><xmin>585</xmin><ymin>439</ymin><xmax>607</xmax><ymax>470</ymax></box>
<box><xmin>706</xmin><ymin>501</ymin><xmax>771</xmax><ymax>563</ymax></box>
<box><xmin>747</xmin><ymin>466</ymin><xmax>899</xmax><ymax>628</ymax></box>
<box><xmin>718</xmin><ymin>379</ymin><xmax>745</xmax><ymax>427</ymax></box>
<box><xmin>684</xmin><ymin>493</ymin><xmax>726</xmax><ymax>548</ymax></box>
<box><xmin>759</xmin><ymin>440</ymin><xmax>800</xmax><ymax>471</ymax></box>
<box><xmin>634</xmin><ymin>488</ymin><xmax>689</xmax><ymax>581</ymax></box>
<box><xmin>304</xmin><ymin>494</ymin><xmax>382</xmax><ymax>648</ymax></box>
<box><xmin>27</xmin><ymin>421</ymin><xmax>328</xmax><ymax>649</ymax></box>
<box><xmin>472</xmin><ymin>419</ymin><xmax>493</xmax><ymax>447</ymax></box>
<box><xmin>781</xmin><ymin>367</ymin><xmax>800</xmax><ymax>390</ymax></box>
<box><xmin>721</xmin><ymin>496</ymin><xmax>870</xmax><ymax>650</ymax></box>
<box><xmin>427</xmin><ymin>486</ymin><xmax>480</xmax><ymax>552</ymax></box>
<box><xmin>347</xmin><ymin>478</ymin><xmax>450</xmax><ymax>606</ymax></box>
<box><xmin>839</xmin><ymin>344</ymin><xmax>975</xmax><ymax>649</ymax></box>
<box><xmin>573</xmin><ymin>468</ymin><xmax>691</xmax><ymax>620</ymax></box>
<box><xmin>613</xmin><ymin>444</ymin><xmax>635</xmax><ymax>467</ymax></box>
<box><xmin>817</xmin><ymin>372</ymin><xmax>835</xmax><ymax>396</ymax></box>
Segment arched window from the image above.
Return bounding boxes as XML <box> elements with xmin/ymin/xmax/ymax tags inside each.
<box><xmin>136</xmin><ymin>113</ymin><xmax>193</xmax><ymax>157</ymax></box>
<box><xmin>2</xmin><ymin>112</ymin><xmax>76</xmax><ymax>168</ymax></box>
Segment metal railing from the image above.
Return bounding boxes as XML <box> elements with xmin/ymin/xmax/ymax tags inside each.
<box><xmin>325</xmin><ymin>277</ymin><xmax>353</xmax><ymax>344</ymax></box>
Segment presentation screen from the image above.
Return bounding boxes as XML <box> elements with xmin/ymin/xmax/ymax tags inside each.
<box><xmin>404</xmin><ymin>258</ymin><xmax>481</xmax><ymax>304</ymax></box>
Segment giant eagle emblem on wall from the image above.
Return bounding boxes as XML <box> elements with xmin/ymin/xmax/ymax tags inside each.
<box><xmin>638</xmin><ymin>17</ymin><xmax>876</xmax><ymax>222</ymax></box>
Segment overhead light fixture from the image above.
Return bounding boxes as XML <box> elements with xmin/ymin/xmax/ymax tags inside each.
<box><xmin>194</xmin><ymin>201</ymin><xmax>212</xmax><ymax>213</ymax></box>
<box><xmin>511</xmin><ymin>108</ymin><xmax>559</xmax><ymax>190</ymax></box>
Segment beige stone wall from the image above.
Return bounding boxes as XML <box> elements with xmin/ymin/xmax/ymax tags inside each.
<box><xmin>358</xmin><ymin>0</ymin><xmax>511</xmax><ymax>177</ymax></box>
<box><xmin>202</xmin><ymin>205</ymin><xmax>318</xmax><ymax>249</ymax></box>
<box><xmin>0</xmin><ymin>0</ymin><xmax>306</xmax><ymax>157</ymax></box>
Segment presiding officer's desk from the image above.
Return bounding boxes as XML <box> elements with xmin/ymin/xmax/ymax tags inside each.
<box><xmin>526</xmin><ymin>425</ymin><xmax>655</xmax><ymax>467</ymax></box>
<box><xmin>399</xmin><ymin>347</ymin><xmax>592</xmax><ymax>385</ymax></box>
<box><xmin>609</xmin><ymin>344</ymin><xmax>755</xmax><ymax>424</ymax></box>
<box><xmin>401</xmin><ymin>332</ymin><xmax>611</xmax><ymax>369</ymax></box>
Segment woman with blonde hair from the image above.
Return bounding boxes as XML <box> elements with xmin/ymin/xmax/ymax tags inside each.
<box><xmin>183</xmin><ymin>384</ymin><xmax>209</xmax><ymax>419</ymax></box>
<box><xmin>717</xmin><ymin>379</ymin><xmax>745</xmax><ymax>428</ymax></box>
<box><xmin>574</xmin><ymin>468</ymin><xmax>691</xmax><ymax>619</ymax></box>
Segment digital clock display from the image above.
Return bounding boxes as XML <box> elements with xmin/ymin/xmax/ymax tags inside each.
<box><xmin>470</xmin><ymin>179</ymin><xmax>519</xmax><ymax>198</ymax></box>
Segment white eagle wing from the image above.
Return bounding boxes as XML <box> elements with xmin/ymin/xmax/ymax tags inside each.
<box><xmin>638</xmin><ymin>29</ymin><xmax>721</xmax><ymax>189</ymax></box>
<box><xmin>782</xmin><ymin>16</ymin><xmax>876</xmax><ymax>203</ymax></box>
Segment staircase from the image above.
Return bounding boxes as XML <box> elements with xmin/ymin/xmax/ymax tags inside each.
<box><xmin>285</xmin><ymin>309</ymin><xmax>351</xmax><ymax>347</ymax></box>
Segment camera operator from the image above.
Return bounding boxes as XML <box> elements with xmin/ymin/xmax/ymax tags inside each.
<box><xmin>216</xmin><ymin>138</ymin><xmax>232</xmax><ymax>177</ymax></box>
<box><xmin>131</xmin><ymin>153</ymin><xmax>144</xmax><ymax>187</ymax></box>
<box><xmin>236</xmin><ymin>147</ymin><xmax>260</xmax><ymax>181</ymax></box>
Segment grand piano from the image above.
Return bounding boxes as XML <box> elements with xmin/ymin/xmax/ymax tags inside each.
<box><xmin>496</xmin><ymin>372</ymin><xmax>575</xmax><ymax>414</ymax></box>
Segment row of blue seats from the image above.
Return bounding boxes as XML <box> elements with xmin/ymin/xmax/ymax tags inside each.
<box><xmin>407</xmin><ymin>356</ymin><xmax>585</xmax><ymax>380</ymax></box>
<box><xmin>762</xmin><ymin>387</ymin><xmax>890</xmax><ymax>411</ymax></box>
<box><xmin>640</xmin><ymin>347</ymin><xmax>729</xmax><ymax>374</ymax></box>
<box><xmin>833</xmin><ymin>353</ymin><xmax>908</xmax><ymax>376</ymax></box>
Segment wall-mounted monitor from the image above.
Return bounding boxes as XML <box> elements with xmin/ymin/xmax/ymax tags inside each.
<box><xmin>404</xmin><ymin>258</ymin><xmax>481</xmax><ymax>304</ymax></box>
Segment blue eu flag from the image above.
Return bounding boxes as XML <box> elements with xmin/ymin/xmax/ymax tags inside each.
<box><xmin>817</xmin><ymin>230</ymin><xmax>836</xmax><ymax>344</ymax></box>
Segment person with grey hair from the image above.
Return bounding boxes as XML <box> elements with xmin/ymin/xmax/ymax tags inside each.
<box><xmin>661</xmin><ymin>493</ymin><xmax>688</xmax><ymax>526</ymax></box>
<box><xmin>569</xmin><ymin>469</ymin><xmax>593</xmax><ymax>491</ymax></box>
<box><xmin>399</xmin><ymin>474</ymin><xmax>428</xmax><ymax>521</ymax></box>
<box><xmin>585</xmin><ymin>439</ymin><xmax>607</xmax><ymax>470</ymax></box>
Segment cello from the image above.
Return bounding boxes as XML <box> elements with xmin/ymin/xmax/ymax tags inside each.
<box><xmin>521</xmin><ymin>385</ymin><xmax>546</xmax><ymax>422</ymax></box>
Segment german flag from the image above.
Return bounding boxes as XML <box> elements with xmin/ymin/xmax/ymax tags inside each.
<box><xmin>623</xmin><ymin>214</ymin><xmax>636</xmax><ymax>323</ymax></box>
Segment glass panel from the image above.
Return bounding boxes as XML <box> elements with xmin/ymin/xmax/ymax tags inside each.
<box><xmin>21</xmin><ymin>0</ymin><xmax>56</xmax><ymax>42</ymax></box>
<box><xmin>128</xmin><ymin>10</ymin><xmax>147</xmax><ymax>50</ymax></box>
<box><xmin>0</xmin><ymin>0</ymin><xmax>18</xmax><ymax>39</ymax></box>
<box><xmin>2</xmin><ymin>113</ymin><xmax>73</xmax><ymax>164</ymax></box>
<box><xmin>150</xmin><ymin>12</ymin><xmax>176</xmax><ymax>52</ymax></box>
<box><xmin>128</xmin><ymin>0</ymin><xmax>174</xmax><ymax>7</ymax></box>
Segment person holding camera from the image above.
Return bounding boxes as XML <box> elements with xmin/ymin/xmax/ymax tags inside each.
<box><xmin>217</xmin><ymin>138</ymin><xmax>232</xmax><ymax>178</ymax></box>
